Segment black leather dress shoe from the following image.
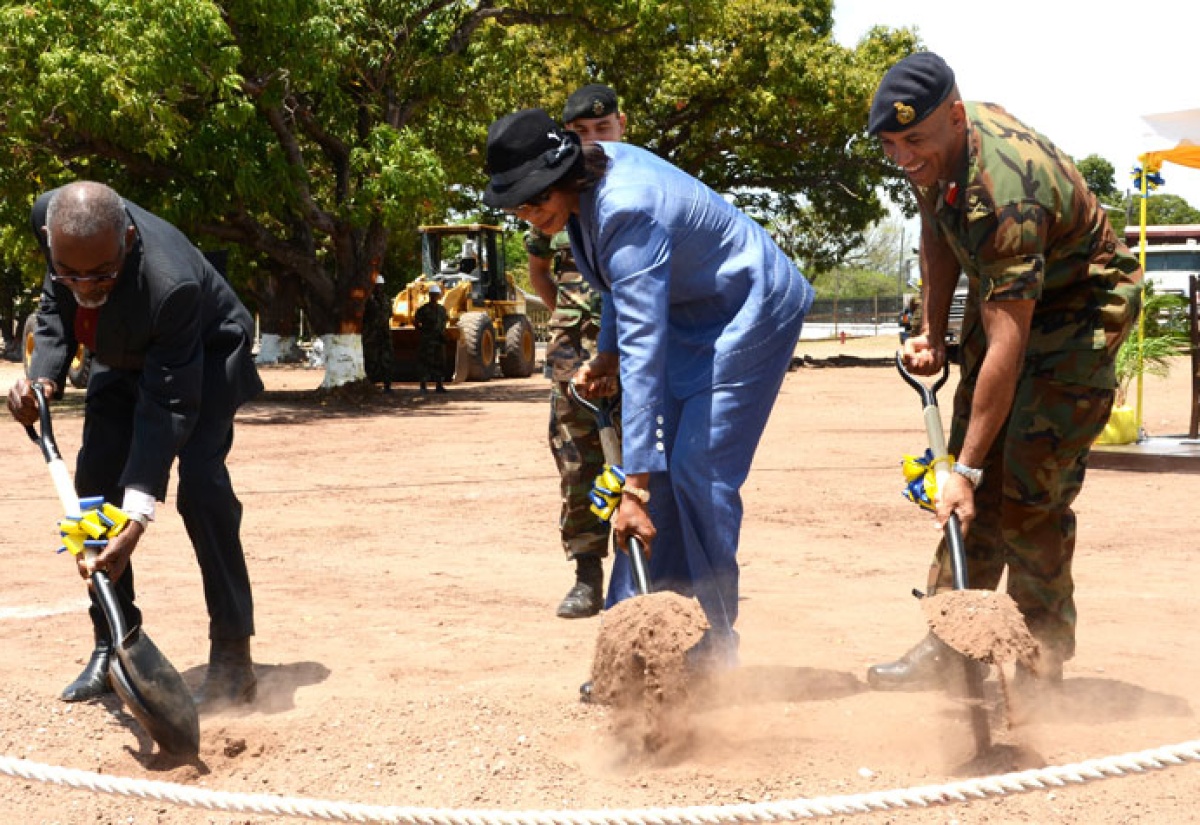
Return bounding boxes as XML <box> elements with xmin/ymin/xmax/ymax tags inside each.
<box><xmin>61</xmin><ymin>641</ymin><xmax>114</xmax><ymax>702</ymax></box>
<box><xmin>867</xmin><ymin>632</ymin><xmax>988</xmax><ymax>692</ymax></box>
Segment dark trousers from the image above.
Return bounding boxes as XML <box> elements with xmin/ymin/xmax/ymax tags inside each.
<box><xmin>75</xmin><ymin>371</ymin><xmax>254</xmax><ymax>643</ymax></box>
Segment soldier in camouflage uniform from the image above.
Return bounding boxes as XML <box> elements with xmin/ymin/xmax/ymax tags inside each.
<box><xmin>414</xmin><ymin>283</ymin><xmax>448</xmax><ymax>394</ymax></box>
<box><xmin>864</xmin><ymin>52</ymin><xmax>1143</xmax><ymax>691</ymax></box>
<box><xmin>528</xmin><ymin>84</ymin><xmax>627</xmax><ymax>619</ymax></box>
<box><xmin>362</xmin><ymin>274</ymin><xmax>395</xmax><ymax>393</ymax></box>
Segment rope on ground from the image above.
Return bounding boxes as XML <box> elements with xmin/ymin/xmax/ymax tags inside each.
<box><xmin>2</xmin><ymin>740</ymin><xmax>1199</xmax><ymax>823</ymax></box>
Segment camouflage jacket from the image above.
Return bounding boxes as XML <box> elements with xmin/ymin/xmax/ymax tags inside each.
<box><xmin>527</xmin><ymin>229</ymin><xmax>603</xmax><ymax>381</ymax></box>
<box><xmin>914</xmin><ymin>102</ymin><xmax>1143</xmax><ymax>388</ymax></box>
<box><xmin>414</xmin><ymin>301</ymin><xmax>447</xmax><ymax>338</ymax></box>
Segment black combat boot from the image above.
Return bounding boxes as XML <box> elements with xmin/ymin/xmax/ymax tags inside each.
<box><xmin>866</xmin><ymin>632</ymin><xmax>988</xmax><ymax>692</ymax></box>
<box><xmin>61</xmin><ymin>637</ymin><xmax>114</xmax><ymax>702</ymax></box>
<box><xmin>193</xmin><ymin>638</ymin><xmax>257</xmax><ymax>713</ymax></box>
<box><xmin>556</xmin><ymin>554</ymin><xmax>604</xmax><ymax>619</ymax></box>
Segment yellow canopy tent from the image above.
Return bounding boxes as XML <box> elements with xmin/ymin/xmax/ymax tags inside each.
<box><xmin>1131</xmin><ymin>109</ymin><xmax>1200</xmax><ymax>436</ymax></box>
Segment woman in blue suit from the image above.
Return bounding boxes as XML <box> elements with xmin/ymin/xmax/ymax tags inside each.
<box><xmin>484</xmin><ymin>109</ymin><xmax>813</xmax><ymax>668</ymax></box>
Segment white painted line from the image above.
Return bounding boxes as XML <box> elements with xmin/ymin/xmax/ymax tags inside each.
<box><xmin>0</xmin><ymin>600</ymin><xmax>89</xmax><ymax>621</ymax></box>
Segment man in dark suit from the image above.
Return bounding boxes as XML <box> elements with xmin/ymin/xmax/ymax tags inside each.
<box><xmin>7</xmin><ymin>181</ymin><xmax>264</xmax><ymax>713</ymax></box>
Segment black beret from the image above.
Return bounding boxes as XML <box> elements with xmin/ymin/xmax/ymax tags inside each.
<box><xmin>868</xmin><ymin>52</ymin><xmax>956</xmax><ymax>136</ymax></box>
<box><xmin>563</xmin><ymin>84</ymin><xmax>619</xmax><ymax>124</ymax></box>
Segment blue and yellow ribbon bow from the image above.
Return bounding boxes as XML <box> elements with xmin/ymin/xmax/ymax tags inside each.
<box><xmin>901</xmin><ymin>448</ymin><xmax>954</xmax><ymax>513</ymax></box>
<box><xmin>589</xmin><ymin>464</ymin><xmax>626</xmax><ymax>522</ymax></box>
<box><xmin>57</xmin><ymin>495</ymin><xmax>134</xmax><ymax>557</ymax></box>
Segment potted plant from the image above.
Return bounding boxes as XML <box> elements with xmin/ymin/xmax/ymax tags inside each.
<box><xmin>1098</xmin><ymin>283</ymin><xmax>1191</xmax><ymax>445</ymax></box>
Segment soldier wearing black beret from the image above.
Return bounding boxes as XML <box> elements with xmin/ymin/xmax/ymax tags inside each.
<box><xmin>864</xmin><ymin>51</ymin><xmax>1143</xmax><ymax>696</ymax></box>
<box><xmin>562</xmin><ymin>83</ymin><xmax>627</xmax><ymax>144</ymax></box>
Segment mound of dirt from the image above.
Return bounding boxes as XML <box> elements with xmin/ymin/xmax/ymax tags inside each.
<box><xmin>921</xmin><ymin>589</ymin><xmax>1040</xmax><ymax>669</ymax></box>
<box><xmin>590</xmin><ymin>592</ymin><xmax>708</xmax><ymax>753</ymax></box>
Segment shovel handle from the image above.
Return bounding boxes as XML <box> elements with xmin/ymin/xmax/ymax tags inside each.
<box><xmin>567</xmin><ymin>381</ymin><xmax>622</xmax><ymax>467</ymax></box>
<box><xmin>628</xmin><ymin>536</ymin><xmax>652</xmax><ymax>596</ymax></box>
<box><xmin>92</xmin><ymin>570</ymin><xmax>133</xmax><ymax>646</ymax></box>
<box><xmin>569</xmin><ymin>383</ymin><xmax>652</xmax><ymax>595</ymax></box>
<box><xmin>897</xmin><ymin>352</ymin><xmax>971</xmax><ymax>591</ymax></box>
<box><xmin>25</xmin><ymin>383</ymin><xmax>83</xmax><ymax>518</ymax></box>
<box><xmin>895</xmin><ymin>351</ymin><xmax>950</xmax><ymax>407</ymax></box>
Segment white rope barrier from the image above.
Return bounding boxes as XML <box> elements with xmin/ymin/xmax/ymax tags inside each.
<box><xmin>3</xmin><ymin>740</ymin><xmax>1200</xmax><ymax>823</ymax></box>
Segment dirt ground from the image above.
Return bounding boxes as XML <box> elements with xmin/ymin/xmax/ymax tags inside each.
<box><xmin>1</xmin><ymin>335</ymin><xmax>1199</xmax><ymax>825</ymax></box>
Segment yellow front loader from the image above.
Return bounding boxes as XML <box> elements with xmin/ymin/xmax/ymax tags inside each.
<box><xmin>390</xmin><ymin>224</ymin><xmax>536</xmax><ymax>383</ymax></box>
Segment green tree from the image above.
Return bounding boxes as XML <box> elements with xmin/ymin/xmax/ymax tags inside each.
<box><xmin>539</xmin><ymin>6</ymin><xmax>918</xmax><ymax>275</ymax></box>
<box><xmin>0</xmin><ymin>0</ymin><xmax>915</xmax><ymax>386</ymax></box>
<box><xmin>1076</xmin><ymin>154</ymin><xmax>1125</xmax><ymax>231</ymax></box>
<box><xmin>1076</xmin><ymin>154</ymin><xmax>1119</xmax><ymax>202</ymax></box>
<box><xmin>1141</xmin><ymin>193</ymin><xmax>1200</xmax><ymax>225</ymax></box>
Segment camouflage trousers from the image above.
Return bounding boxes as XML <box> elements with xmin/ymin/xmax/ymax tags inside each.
<box><xmin>548</xmin><ymin>381</ymin><xmax>614</xmax><ymax>560</ymax></box>
<box><xmin>418</xmin><ymin>336</ymin><xmax>446</xmax><ymax>383</ymax></box>
<box><xmin>927</xmin><ymin>365</ymin><xmax>1115</xmax><ymax>661</ymax></box>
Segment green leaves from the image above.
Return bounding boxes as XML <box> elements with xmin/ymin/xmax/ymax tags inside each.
<box><xmin>0</xmin><ymin>0</ymin><xmax>918</xmax><ymax>350</ymax></box>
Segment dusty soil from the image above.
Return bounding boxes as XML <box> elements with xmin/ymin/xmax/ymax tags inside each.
<box><xmin>1</xmin><ymin>336</ymin><xmax>1199</xmax><ymax>825</ymax></box>
<box><xmin>921</xmin><ymin>591</ymin><xmax>1040</xmax><ymax>670</ymax></box>
<box><xmin>590</xmin><ymin>591</ymin><xmax>708</xmax><ymax>754</ymax></box>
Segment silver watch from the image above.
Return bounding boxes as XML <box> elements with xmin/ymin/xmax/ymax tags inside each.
<box><xmin>952</xmin><ymin>462</ymin><xmax>983</xmax><ymax>489</ymax></box>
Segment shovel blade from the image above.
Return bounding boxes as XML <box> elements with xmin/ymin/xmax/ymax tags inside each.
<box><xmin>93</xmin><ymin>572</ymin><xmax>199</xmax><ymax>756</ymax></box>
<box><xmin>112</xmin><ymin>629</ymin><xmax>201</xmax><ymax>757</ymax></box>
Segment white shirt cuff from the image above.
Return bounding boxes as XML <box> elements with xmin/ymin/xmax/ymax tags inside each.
<box><xmin>121</xmin><ymin>488</ymin><xmax>156</xmax><ymax>523</ymax></box>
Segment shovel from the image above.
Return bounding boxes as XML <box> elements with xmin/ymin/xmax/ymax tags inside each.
<box><xmin>25</xmin><ymin>383</ymin><xmax>200</xmax><ymax>758</ymax></box>
<box><xmin>567</xmin><ymin>382</ymin><xmax>650</xmax><ymax>593</ymax></box>
<box><xmin>895</xmin><ymin>353</ymin><xmax>991</xmax><ymax>751</ymax></box>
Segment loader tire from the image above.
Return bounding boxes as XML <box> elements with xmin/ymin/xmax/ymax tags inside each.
<box><xmin>499</xmin><ymin>314</ymin><xmax>535</xmax><ymax>378</ymax></box>
<box><xmin>459</xmin><ymin>312</ymin><xmax>495</xmax><ymax>382</ymax></box>
<box><xmin>21</xmin><ymin>314</ymin><xmax>36</xmax><ymax>378</ymax></box>
<box><xmin>24</xmin><ymin>313</ymin><xmax>93</xmax><ymax>390</ymax></box>
<box><xmin>68</xmin><ymin>347</ymin><xmax>93</xmax><ymax>388</ymax></box>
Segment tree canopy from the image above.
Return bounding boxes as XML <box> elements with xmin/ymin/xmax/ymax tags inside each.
<box><xmin>1138</xmin><ymin>193</ymin><xmax>1200</xmax><ymax>226</ymax></box>
<box><xmin>0</xmin><ymin>0</ymin><xmax>917</xmax><ymax>382</ymax></box>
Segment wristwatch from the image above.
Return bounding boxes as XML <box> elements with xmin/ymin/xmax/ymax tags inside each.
<box><xmin>622</xmin><ymin>485</ymin><xmax>651</xmax><ymax>504</ymax></box>
<box><xmin>952</xmin><ymin>462</ymin><xmax>983</xmax><ymax>489</ymax></box>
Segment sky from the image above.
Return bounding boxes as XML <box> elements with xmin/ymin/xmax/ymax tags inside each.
<box><xmin>833</xmin><ymin>0</ymin><xmax>1200</xmax><ymax>211</ymax></box>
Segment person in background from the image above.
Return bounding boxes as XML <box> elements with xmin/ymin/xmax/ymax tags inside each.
<box><xmin>864</xmin><ymin>52</ymin><xmax>1143</xmax><ymax>692</ymax></box>
<box><xmin>483</xmin><ymin>109</ymin><xmax>813</xmax><ymax>683</ymax></box>
<box><xmin>363</xmin><ymin>269</ymin><xmax>396</xmax><ymax>394</ymax></box>
<box><xmin>526</xmin><ymin>84</ymin><xmax>627</xmax><ymax>620</ymax></box>
<box><xmin>414</xmin><ymin>283</ymin><xmax>448</xmax><ymax>394</ymax></box>
<box><xmin>8</xmin><ymin>180</ymin><xmax>263</xmax><ymax>713</ymax></box>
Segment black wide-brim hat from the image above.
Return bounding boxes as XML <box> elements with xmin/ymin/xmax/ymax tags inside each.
<box><xmin>483</xmin><ymin>108</ymin><xmax>581</xmax><ymax>209</ymax></box>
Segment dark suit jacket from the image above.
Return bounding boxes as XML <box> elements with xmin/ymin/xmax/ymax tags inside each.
<box><xmin>28</xmin><ymin>191</ymin><xmax>263</xmax><ymax>500</ymax></box>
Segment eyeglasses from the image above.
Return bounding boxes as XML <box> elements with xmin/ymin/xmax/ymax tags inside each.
<box><xmin>503</xmin><ymin>188</ymin><xmax>554</xmax><ymax>216</ymax></box>
<box><xmin>50</xmin><ymin>270</ymin><xmax>121</xmax><ymax>285</ymax></box>
<box><xmin>50</xmin><ymin>235</ymin><xmax>127</xmax><ymax>285</ymax></box>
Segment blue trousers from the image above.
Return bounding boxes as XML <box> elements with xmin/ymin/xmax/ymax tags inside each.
<box><xmin>605</xmin><ymin>317</ymin><xmax>802</xmax><ymax>663</ymax></box>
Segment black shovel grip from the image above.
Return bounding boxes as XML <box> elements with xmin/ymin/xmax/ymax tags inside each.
<box><xmin>895</xmin><ymin>351</ymin><xmax>949</xmax><ymax>408</ymax></box>
<box><xmin>24</xmin><ymin>382</ymin><xmax>62</xmax><ymax>464</ymax></box>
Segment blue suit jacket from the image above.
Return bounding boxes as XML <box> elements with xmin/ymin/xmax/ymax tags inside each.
<box><xmin>567</xmin><ymin>143</ymin><xmax>813</xmax><ymax>473</ymax></box>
